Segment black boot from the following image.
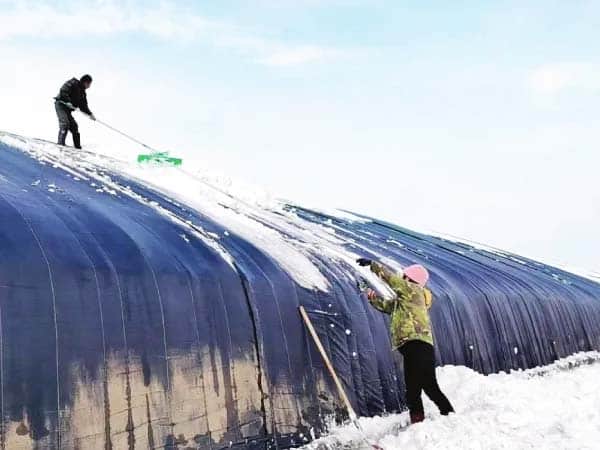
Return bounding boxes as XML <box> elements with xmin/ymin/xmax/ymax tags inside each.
<box><xmin>73</xmin><ymin>132</ymin><xmax>82</xmax><ymax>149</ymax></box>
<box><xmin>58</xmin><ymin>129</ymin><xmax>68</xmax><ymax>146</ymax></box>
<box><xmin>410</xmin><ymin>411</ymin><xmax>425</xmax><ymax>424</ymax></box>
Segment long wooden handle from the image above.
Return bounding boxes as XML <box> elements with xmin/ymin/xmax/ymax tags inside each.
<box><xmin>299</xmin><ymin>306</ymin><xmax>358</xmax><ymax>421</ymax></box>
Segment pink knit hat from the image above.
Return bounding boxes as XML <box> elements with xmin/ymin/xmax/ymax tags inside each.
<box><xmin>403</xmin><ymin>264</ymin><xmax>429</xmax><ymax>287</ymax></box>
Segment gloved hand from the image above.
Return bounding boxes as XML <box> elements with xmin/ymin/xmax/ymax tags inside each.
<box><xmin>356</xmin><ymin>258</ymin><xmax>372</xmax><ymax>267</ymax></box>
<box><xmin>366</xmin><ymin>288</ymin><xmax>378</xmax><ymax>301</ymax></box>
<box><xmin>88</xmin><ymin>113</ymin><xmax>96</xmax><ymax>121</ymax></box>
<box><xmin>356</xmin><ymin>278</ymin><xmax>368</xmax><ymax>291</ymax></box>
<box><xmin>357</xmin><ymin>278</ymin><xmax>377</xmax><ymax>300</ymax></box>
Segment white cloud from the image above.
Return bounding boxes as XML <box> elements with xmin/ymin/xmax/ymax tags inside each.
<box><xmin>0</xmin><ymin>1</ymin><xmax>224</xmax><ymax>40</ymax></box>
<box><xmin>0</xmin><ymin>0</ymin><xmax>342</xmax><ymax>67</ymax></box>
<box><xmin>529</xmin><ymin>63</ymin><xmax>600</xmax><ymax>95</ymax></box>
<box><xmin>257</xmin><ymin>45</ymin><xmax>343</xmax><ymax>67</ymax></box>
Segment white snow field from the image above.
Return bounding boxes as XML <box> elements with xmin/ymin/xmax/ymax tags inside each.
<box><xmin>304</xmin><ymin>352</ymin><xmax>600</xmax><ymax>450</ymax></box>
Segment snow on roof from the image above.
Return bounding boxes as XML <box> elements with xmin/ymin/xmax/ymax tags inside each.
<box><xmin>0</xmin><ymin>132</ymin><xmax>391</xmax><ymax>292</ymax></box>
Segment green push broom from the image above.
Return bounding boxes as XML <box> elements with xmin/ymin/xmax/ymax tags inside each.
<box><xmin>136</xmin><ymin>151</ymin><xmax>182</xmax><ymax>166</ymax></box>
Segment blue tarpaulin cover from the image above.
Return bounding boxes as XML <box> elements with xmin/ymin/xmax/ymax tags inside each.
<box><xmin>0</xmin><ymin>134</ymin><xmax>599</xmax><ymax>449</ymax></box>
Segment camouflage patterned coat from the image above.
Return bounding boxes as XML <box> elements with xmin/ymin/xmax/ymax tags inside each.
<box><xmin>368</xmin><ymin>262</ymin><xmax>434</xmax><ymax>348</ymax></box>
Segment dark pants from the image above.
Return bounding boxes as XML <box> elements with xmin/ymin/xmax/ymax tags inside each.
<box><xmin>55</xmin><ymin>102</ymin><xmax>81</xmax><ymax>148</ymax></box>
<box><xmin>400</xmin><ymin>340</ymin><xmax>454</xmax><ymax>418</ymax></box>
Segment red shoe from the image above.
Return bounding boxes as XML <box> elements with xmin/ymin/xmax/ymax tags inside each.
<box><xmin>410</xmin><ymin>411</ymin><xmax>425</xmax><ymax>424</ymax></box>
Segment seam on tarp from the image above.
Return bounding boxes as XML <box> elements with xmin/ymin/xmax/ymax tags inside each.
<box><xmin>328</xmin><ymin>279</ymin><xmax>362</xmax><ymax>413</ymax></box>
<box><xmin>296</xmin><ymin>295</ymin><xmax>324</xmax><ymax>425</ymax></box>
<box><xmin>59</xmin><ymin>223</ymin><xmax>112</xmax><ymax>450</ymax></box>
<box><xmin>18</xmin><ymin>183</ymin><xmax>129</xmax><ymax>449</ymax></box>
<box><xmin>123</xmin><ymin>217</ymin><xmax>176</xmax><ymax>440</ymax></box>
<box><xmin>66</xmin><ymin>216</ymin><xmax>136</xmax><ymax>449</ymax></box>
<box><xmin>87</xmin><ymin>219</ymin><xmax>137</xmax><ymax>450</ymax></box>
<box><xmin>314</xmin><ymin>285</ymin><xmax>343</xmax><ymax>413</ymax></box>
<box><xmin>233</xmin><ymin>263</ymin><xmax>270</xmax><ymax>442</ymax></box>
<box><xmin>86</xmin><ymin>205</ymin><xmax>173</xmax><ymax>445</ymax></box>
<box><xmin>215</xmin><ymin>278</ymin><xmax>243</xmax><ymax>437</ymax></box>
<box><xmin>143</xmin><ymin>258</ymin><xmax>171</xmax><ymax>391</ymax></box>
<box><xmin>0</xmin><ymin>192</ymin><xmax>62</xmax><ymax>448</ymax></box>
<box><xmin>255</xmin><ymin>263</ymin><xmax>297</xmax><ymax>394</ymax></box>
<box><xmin>233</xmin><ymin>251</ymin><xmax>303</xmax><ymax>435</ymax></box>
<box><xmin>290</xmin><ymin>279</ymin><xmax>327</xmax><ymax>431</ymax></box>
<box><xmin>129</xmin><ymin>211</ymin><xmax>226</xmax><ymax>444</ymax></box>
<box><xmin>35</xmin><ymin>190</ymin><xmax>114</xmax><ymax>449</ymax></box>
<box><xmin>184</xmin><ymin>276</ymin><xmax>211</xmax><ymax>442</ymax></box>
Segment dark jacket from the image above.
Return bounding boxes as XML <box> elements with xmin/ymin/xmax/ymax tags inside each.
<box><xmin>55</xmin><ymin>78</ymin><xmax>92</xmax><ymax>115</ymax></box>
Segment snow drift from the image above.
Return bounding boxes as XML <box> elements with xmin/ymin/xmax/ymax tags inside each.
<box><xmin>304</xmin><ymin>352</ymin><xmax>600</xmax><ymax>450</ymax></box>
<box><xmin>0</xmin><ymin>132</ymin><xmax>599</xmax><ymax>449</ymax></box>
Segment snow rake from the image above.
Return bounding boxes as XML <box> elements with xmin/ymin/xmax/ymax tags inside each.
<box><xmin>137</xmin><ymin>151</ymin><xmax>182</xmax><ymax>166</ymax></box>
<box><xmin>93</xmin><ymin>119</ymin><xmax>184</xmax><ymax>167</ymax></box>
<box><xmin>56</xmin><ymin>100</ymin><xmax>183</xmax><ymax>167</ymax></box>
<box><xmin>299</xmin><ymin>306</ymin><xmax>384</xmax><ymax>450</ymax></box>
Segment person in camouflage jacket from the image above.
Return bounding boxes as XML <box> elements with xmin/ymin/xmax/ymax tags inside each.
<box><xmin>357</xmin><ymin>258</ymin><xmax>454</xmax><ymax>424</ymax></box>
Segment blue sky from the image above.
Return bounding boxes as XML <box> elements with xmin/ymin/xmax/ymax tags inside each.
<box><xmin>1</xmin><ymin>0</ymin><xmax>599</xmax><ymax>270</ymax></box>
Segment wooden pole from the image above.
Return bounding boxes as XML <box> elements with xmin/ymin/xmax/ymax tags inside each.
<box><xmin>299</xmin><ymin>306</ymin><xmax>358</xmax><ymax>421</ymax></box>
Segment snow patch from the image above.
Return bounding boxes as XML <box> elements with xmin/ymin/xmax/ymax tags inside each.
<box><xmin>305</xmin><ymin>352</ymin><xmax>600</xmax><ymax>449</ymax></box>
<box><xmin>288</xmin><ymin>204</ymin><xmax>371</xmax><ymax>223</ymax></box>
<box><xmin>2</xmin><ymin>133</ymin><xmax>350</xmax><ymax>291</ymax></box>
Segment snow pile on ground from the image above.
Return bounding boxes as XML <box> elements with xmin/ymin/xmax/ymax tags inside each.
<box><xmin>305</xmin><ymin>351</ymin><xmax>600</xmax><ymax>450</ymax></box>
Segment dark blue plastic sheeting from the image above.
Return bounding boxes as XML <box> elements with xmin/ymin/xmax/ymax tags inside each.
<box><xmin>0</xmin><ymin>136</ymin><xmax>599</xmax><ymax>449</ymax></box>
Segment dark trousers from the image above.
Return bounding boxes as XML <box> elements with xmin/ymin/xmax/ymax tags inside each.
<box><xmin>55</xmin><ymin>102</ymin><xmax>81</xmax><ymax>148</ymax></box>
<box><xmin>400</xmin><ymin>340</ymin><xmax>454</xmax><ymax>417</ymax></box>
